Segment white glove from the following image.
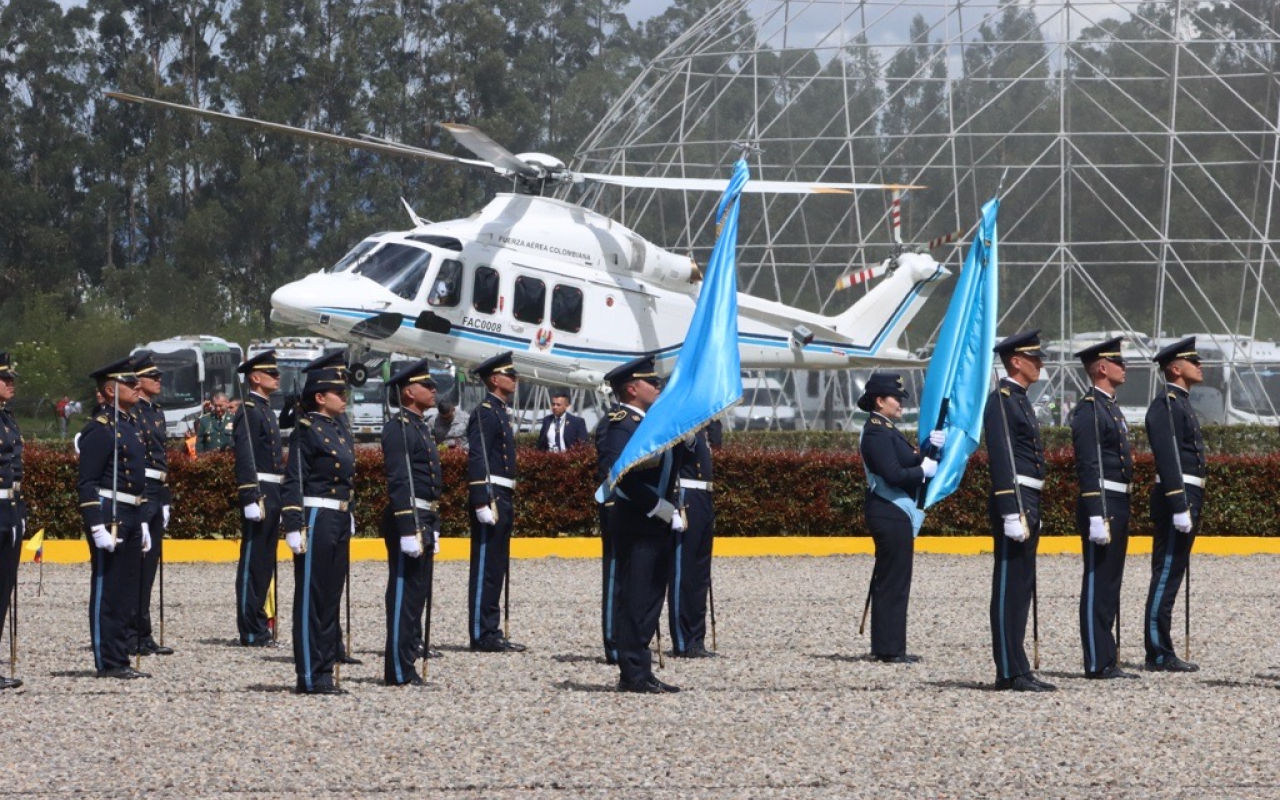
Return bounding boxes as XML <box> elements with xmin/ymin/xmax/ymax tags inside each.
<box><xmin>90</xmin><ymin>525</ymin><xmax>115</xmax><ymax>552</ymax></box>
<box><xmin>433</xmin><ymin>529</ymin><xmax>440</xmax><ymax>555</ymax></box>
<box><xmin>1088</xmin><ymin>516</ymin><xmax>1110</xmax><ymax>545</ymax></box>
<box><xmin>285</xmin><ymin>531</ymin><xmax>303</xmax><ymax>554</ymax></box>
<box><xmin>1172</xmin><ymin>511</ymin><xmax>1193</xmax><ymax>534</ymax></box>
<box><xmin>920</xmin><ymin>457</ymin><xmax>938</xmax><ymax>479</ymax></box>
<box><xmin>141</xmin><ymin>523</ymin><xmax>152</xmax><ymax>553</ymax></box>
<box><xmin>475</xmin><ymin>504</ymin><xmax>496</xmax><ymax>526</ymax></box>
<box><xmin>1002</xmin><ymin>513</ymin><xmax>1028</xmax><ymax>542</ymax></box>
<box><xmin>928</xmin><ymin>429</ymin><xmax>946</xmax><ymax>448</ymax></box>
<box><xmin>243</xmin><ymin>502</ymin><xmax>263</xmax><ymax>522</ymax></box>
<box><xmin>671</xmin><ymin>512</ymin><xmax>686</xmax><ymax>533</ymax></box>
<box><xmin>162</xmin><ymin>505</ymin><xmax>171</xmax><ymax>527</ymax></box>
<box><xmin>400</xmin><ymin>534</ymin><xmax>423</xmax><ymax>558</ymax></box>
<box><xmin>648</xmin><ymin>499</ymin><xmax>677</xmax><ymax>523</ymax></box>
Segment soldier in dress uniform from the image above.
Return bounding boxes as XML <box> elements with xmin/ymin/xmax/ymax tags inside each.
<box><xmin>281</xmin><ymin>352</ymin><xmax>356</xmax><ymax>694</ymax></box>
<box><xmin>78</xmin><ymin>357</ymin><xmax>153</xmax><ymax>679</ymax></box>
<box><xmin>196</xmin><ymin>392</ymin><xmax>234</xmax><ymax>453</ymax></box>
<box><xmin>128</xmin><ymin>352</ymin><xmax>175</xmax><ymax>656</ymax></box>
<box><xmin>598</xmin><ymin>354</ymin><xmax>685</xmax><ymax>693</ymax></box>
<box><xmin>595</xmin><ymin>397</ymin><xmax>622</xmax><ymax>664</ymax></box>
<box><xmin>232</xmin><ymin>350</ymin><xmax>286</xmax><ymax>647</ymax></box>
<box><xmin>669</xmin><ymin>419</ymin><xmax>722</xmax><ymax>659</ymax></box>
<box><xmin>466</xmin><ymin>351</ymin><xmax>526</xmax><ymax>653</ymax></box>
<box><xmin>1143</xmin><ymin>336</ymin><xmax>1205</xmax><ymax>673</ymax></box>
<box><xmin>1071</xmin><ymin>337</ymin><xmax>1138</xmax><ymax>680</ymax></box>
<box><xmin>381</xmin><ymin>357</ymin><xmax>444</xmax><ymax>686</ymax></box>
<box><xmin>857</xmin><ymin>372</ymin><xmax>943</xmax><ymax>663</ymax></box>
<box><xmin>0</xmin><ymin>352</ymin><xmax>27</xmax><ymax>689</ymax></box>
<box><xmin>983</xmin><ymin>331</ymin><xmax>1055</xmax><ymax>692</ymax></box>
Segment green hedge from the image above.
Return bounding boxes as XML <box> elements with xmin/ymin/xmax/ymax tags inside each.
<box><xmin>18</xmin><ymin>440</ymin><xmax>1280</xmax><ymax>539</ymax></box>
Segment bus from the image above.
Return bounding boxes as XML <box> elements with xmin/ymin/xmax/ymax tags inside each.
<box><xmin>245</xmin><ymin>337</ymin><xmax>346</xmax><ymax>421</ymax></box>
<box><xmin>131</xmin><ymin>336</ymin><xmax>243</xmax><ymax>438</ymax></box>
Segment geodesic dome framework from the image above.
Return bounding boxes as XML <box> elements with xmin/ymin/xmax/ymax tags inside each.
<box><xmin>570</xmin><ymin>0</ymin><xmax>1280</xmax><ymax>428</ymax></box>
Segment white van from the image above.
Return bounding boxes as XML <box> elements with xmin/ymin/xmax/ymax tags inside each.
<box><xmin>733</xmin><ymin>373</ymin><xmax>798</xmax><ymax>431</ymax></box>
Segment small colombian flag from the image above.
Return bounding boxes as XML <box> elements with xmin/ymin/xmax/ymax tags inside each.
<box><xmin>24</xmin><ymin>528</ymin><xmax>45</xmax><ymax>563</ymax></box>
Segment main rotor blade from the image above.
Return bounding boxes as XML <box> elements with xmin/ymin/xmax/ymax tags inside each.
<box><xmin>358</xmin><ymin>133</ymin><xmax>492</xmax><ymax>170</ymax></box>
<box><xmin>578</xmin><ymin>173</ymin><xmax>923</xmax><ymax>193</ymax></box>
<box><xmin>439</xmin><ymin>123</ymin><xmax>541</xmax><ymax>177</ymax></box>
<box><xmin>106</xmin><ymin>92</ymin><xmax>482</xmax><ymax>168</ymax></box>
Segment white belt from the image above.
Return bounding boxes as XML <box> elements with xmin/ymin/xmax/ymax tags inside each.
<box><xmin>303</xmin><ymin>497</ymin><xmax>350</xmax><ymax>512</ymax></box>
<box><xmin>489</xmin><ymin>476</ymin><xmax>516</xmax><ymax>490</ymax></box>
<box><xmin>99</xmin><ymin>489</ymin><xmax>143</xmax><ymax>506</ymax></box>
<box><xmin>1102</xmin><ymin>480</ymin><xmax>1130</xmax><ymax>494</ymax></box>
<box><xmin>1156</xmin><ymin>474</ymin><xmax>1205</xmax><ymax>488</ymax></box>
<box><xmin>0</xmin><ymin>488</ymin><xmax>15</xmax><ymax>500</ymax></box>
<box><xmin>679</xmin><ymin>479</ymin><xmax>714</xmax><ymax>492</ymax></box>
<box><xmin>145</xmin><ymin>468</ymin><xmax>167</xmax><ymax>481</ymax></box>
<box><xmin>258</xmin><ymin>472</ymin><xmax>284</xmax><ymax>484</ymax></box>
<box><xmin>414</xmin><ymin>498</ymin><xmax>439</xmax><ymax>512</ymax></box>
<box><xmin>1015</xmin><ymin>475</ymin><xmax>1044</xmax><ymax>491</ymax></box>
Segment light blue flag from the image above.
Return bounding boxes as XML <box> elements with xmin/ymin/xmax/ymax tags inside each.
<box><xmin>918</xmin><ymin>196</ymin><xmax>1000</xmax><ymax>509</ymax></box>
<box><xmin>603</xmin><ymin>160</ymin><xmax>748</xmax><ymax>494</ymax></box>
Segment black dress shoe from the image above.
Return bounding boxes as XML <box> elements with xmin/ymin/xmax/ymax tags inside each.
<box><xmin>295</xmin><ymin>683</ymin><xmax>347</xmax><ymax>695</ymax></box>
<box><xmin>499</xmin><ymin>638</ymin><xmax>527</xmax><ymax>653</ymax></box>
<box><xmin>649</xmin><ymin>676</ymin><xmax>681</xmax><ymax>693</ymax></box>
<box><xmin>1027</xmin><ymin>674</ymin><xmax>1058</xmax><ymax>690</ymax></box>
<box><xmin>0</xmin><ymin>675</ymin><xmax>23</xmax><ymax>689</ymax></box>
<box><xmin>97</xmin><ymin>666</ymin><xmax>152</xmax><ymax>680</ymax></box>
<box><xmin>337</xmin><ymin>654</ymin><xmax>363</xmax><ymax>665</ymax></box>
<box><xmin>1146</xmin><ymin>656</ymin><xmax>1199</xmax><ymax>673</ymax></box>
<box><xmin>139</xmin><ymin>640</ymin><xmax>174</xmax><ymax>656</ymax></box>
<box><xmin>470</xmin><ymin>638</ymin><xmax>508</xmax><ymax>653</ymax></box>
<box><xmin>995</xmin><ymin>674</ymin><xmax>1056</xmax><ymax>692</ymax></box>
<box><xmin>875</xmin><ymin>654</ymin><xmax>921</xmax><ymax>664</ymax></box>
<box><xmin>673</xmin><ymin>645</ymin><xmax>719</xmax><ymax>659</ymax></box>
<box><xmin>616</xmin><ymin>676</ymin><xmax>680</xmax><ymax>694</ymax></box>
<box><xmin>1087</xmin><ymin>665</ymin><xmax>1139</xmax><ymax>680</ymax></box>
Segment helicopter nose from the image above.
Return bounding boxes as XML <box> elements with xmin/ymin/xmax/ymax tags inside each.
<box><xmin>270</xmin><ymin>275</ymin><xmax>329</xmax><ymax>326</ymax></box>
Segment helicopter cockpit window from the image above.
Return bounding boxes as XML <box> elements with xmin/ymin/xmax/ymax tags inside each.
<box><xmin>513</xmin><ymin>276</ymin><xmax>545</xmax><ymax>324</ymax></box>
<box><xmin>351</xmin><ymin>243</ymin><xmax>432</xmax><ymax>301</ymax></box>
<box><xmin>330</xmin><ymin>239</ymin><xmax>381</xmax><ymax>273</ymax></box>
<box><xmin>429</xmin><ymin>259</ymin><xmax>463</xmax><ymax>307</ymax></box>
<box><xmin>551</xmin><ymin>284</ymin><xmax>583</xmax><ymax>333</ymax></box>
<box><xmin>473</xmin><ymin>266</ymin><xmax>499</xmax><ymax>314</ymax></box>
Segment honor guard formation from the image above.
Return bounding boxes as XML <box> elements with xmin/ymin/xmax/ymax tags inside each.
<box><xmin>0</xmin><ymin>332</ymin><xmax>1221</xmax><ymax>693</ymax></box>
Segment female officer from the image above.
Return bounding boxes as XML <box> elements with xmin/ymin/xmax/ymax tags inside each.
<box><xmin>857</xmin><ymin>373</ymin><xmax>943</xmax><ymax>663</ymax></box>
<box><xmin>281</xmin><ymin>352</ymin><xmax>356</xmax><ymax>695</ymax></box>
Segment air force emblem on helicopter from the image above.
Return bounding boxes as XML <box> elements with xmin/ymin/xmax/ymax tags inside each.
<box><xmin>106</xmin><ymin>91</ymin><xmax>957</xmax><ymax>388</ymax></box>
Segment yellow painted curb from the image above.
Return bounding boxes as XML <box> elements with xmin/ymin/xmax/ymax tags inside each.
<box><xmin>21</xmin><ymin>535</ymin><xmax>1280</xmax><ymax>563</ymax></box>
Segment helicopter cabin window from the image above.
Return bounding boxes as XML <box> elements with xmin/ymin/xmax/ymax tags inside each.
<box><xmin>349</xmin><ymin>242</ymin><xmax>431</xmax><ymax>301</ymax></box>
<box><xmin>428</xmin><ymin>259</ymin><xmax>463</xmax><ymax>307</ymax></box>
<box><xmin>513</xmin><ymin>276</ymin><xmax>545</xmax><ymax>324</ymax></box>
<box><xmin>551</xmin><ymin>285</ymin><xmax>583</xmax><ymax>333</ymax></box>
<box><xmin>473</xmin><ymin>266</ymin><xmax>499</xmax><ymax>314</ymax></box>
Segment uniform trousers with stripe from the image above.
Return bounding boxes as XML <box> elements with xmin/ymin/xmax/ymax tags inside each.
<box><xmin>988</xmin><ymin>493</ymin><xmax>1041</xmax><ymax>681</ymax></box>
<box><xmin>0</xmin><ymin>504</ymin><xmax>24</xmax><ymax>658</ymax></box>
<box><xmin>236</xmin><ymin>486</ymin><xmax>281</xmax><ymax>644</ymax></box>
<box><xmin>668</xmin><ymin>489</ymin><xmax>714</xmax><ymax>653</ymax></box>
<box><xmin>600</xmin><ymin>503</ymin><xmax>621</xmax><ymax>662</ymax></box>
<box><xmin>292</xmin><ymin>507</ymin><xmax>350</xmax><ymax>690</ymax></box>
<box><xmin>611</xmin><ymin>503</ymin><xmax>673</xmax><ymax>685</ymax></box>
<box><xmin>1144</xmin><ymin>486</ymin><xmax>1201</xmax><ymax>665</ymax></box>
<box><xmin>866</xmin><ymin>496</ymin><xmax>914</xmax><ymax>658</ymax></box>
<box><xmin>130</xmin><ymin>485</ymin><xmax>166</xmax><ymax>649</ymax></box>
<box><xmin>383</xmin><ymin>506</ymin><xmax>434</xmax><ymax>684</ymax></box>
<box><xmin>88</xmin><ymin>502</ymin><xmax>143</xmax><ymax>672</ymax></box>
<box><xmin>1078</xmin><ymin>493</ymin><xmax>1131</xmax><ymax>674</ymax></box>
<box><xmin>468</xmin><ymin>488</ymin><xmax>513</xmax><ymax>645</ymax></box>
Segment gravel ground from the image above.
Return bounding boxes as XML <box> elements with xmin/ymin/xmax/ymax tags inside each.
<box><xmin>2</xmin><ymin>551</ymin><xmax>1279</xmax><ymax>798</ymax></box>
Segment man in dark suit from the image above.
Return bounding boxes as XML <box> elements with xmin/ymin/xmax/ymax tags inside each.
<box><xmin>535</xmin><ymin>389</ymin><xmax>588</xmax><ymax>452</ymax></box>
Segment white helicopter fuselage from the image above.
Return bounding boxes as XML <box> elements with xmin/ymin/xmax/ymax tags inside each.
<box><xmin>270</xmin><ymin>193</ymin><xmax>950</xmax><ymax>388</ymax></box>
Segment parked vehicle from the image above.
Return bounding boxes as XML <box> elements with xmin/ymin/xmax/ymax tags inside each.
<box><xmin>131</xmin><ymin>336</ymin><xmax>243</xmax><ymax>438</ymax></box>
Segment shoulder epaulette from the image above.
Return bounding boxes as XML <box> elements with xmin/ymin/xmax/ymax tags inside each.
<box><xmin>631</xmin><ymin>414</ymin><xmax>641</xmax><ymax>422</ymax></box>
<box><xmin>870</xmin><ymin>417</ymin><xmax>884</xmax><ymax>426</ymax></box>
<box><xmin>1166</xmin><ymin>392</ymin><xmax>1177</xmax><ymax>399</ymax></box>
<box><xmin>244</xmin><ymin>399</ymin><xmax>255</xmax><ymax>408</ymax></box>
<box><xmin>298</xmin><ymin>417</ymin><xmax>312</xmax><ymax>428</ymax></box>
<box><xmin>1083</xmin><ymin>396</ymin><xmax>1095</xmax><ymax>403</ymax></box>
<box><xmin>95</xmin><ymin>415</ymin><xmax>109</xmax><ymax>424</ymax></box>
<box><xmin>1000</xmin><ymin>387</ymin><xmax>1011</xmax><ymax>396</ymax></box>
<box><xmin>608</xmin><ymin>410</ymin><xmax>627</xmax><ymax>422</ymax></box>
<box><xmin>481</xmin><ymin>402</ymin><xmax>492</xmax><ymax>409</ymax></box>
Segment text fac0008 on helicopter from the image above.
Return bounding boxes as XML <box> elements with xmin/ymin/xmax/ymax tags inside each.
<box><xmin>107</xmin><ymin>92</ymin><xmax>955</xmax><ymax>390</ymax></box>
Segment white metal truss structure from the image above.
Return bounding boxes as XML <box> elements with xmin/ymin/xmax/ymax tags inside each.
<box><xmin>570</xmin><ymin>0</ymin><xmax>1280</xmax><ymax>428</ymax></box>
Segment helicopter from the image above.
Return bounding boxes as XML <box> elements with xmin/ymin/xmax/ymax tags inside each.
<box><xmin>107</xmin><ymin>92</ymin><xmax>954</xmax><ymax>390</ymax></box>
